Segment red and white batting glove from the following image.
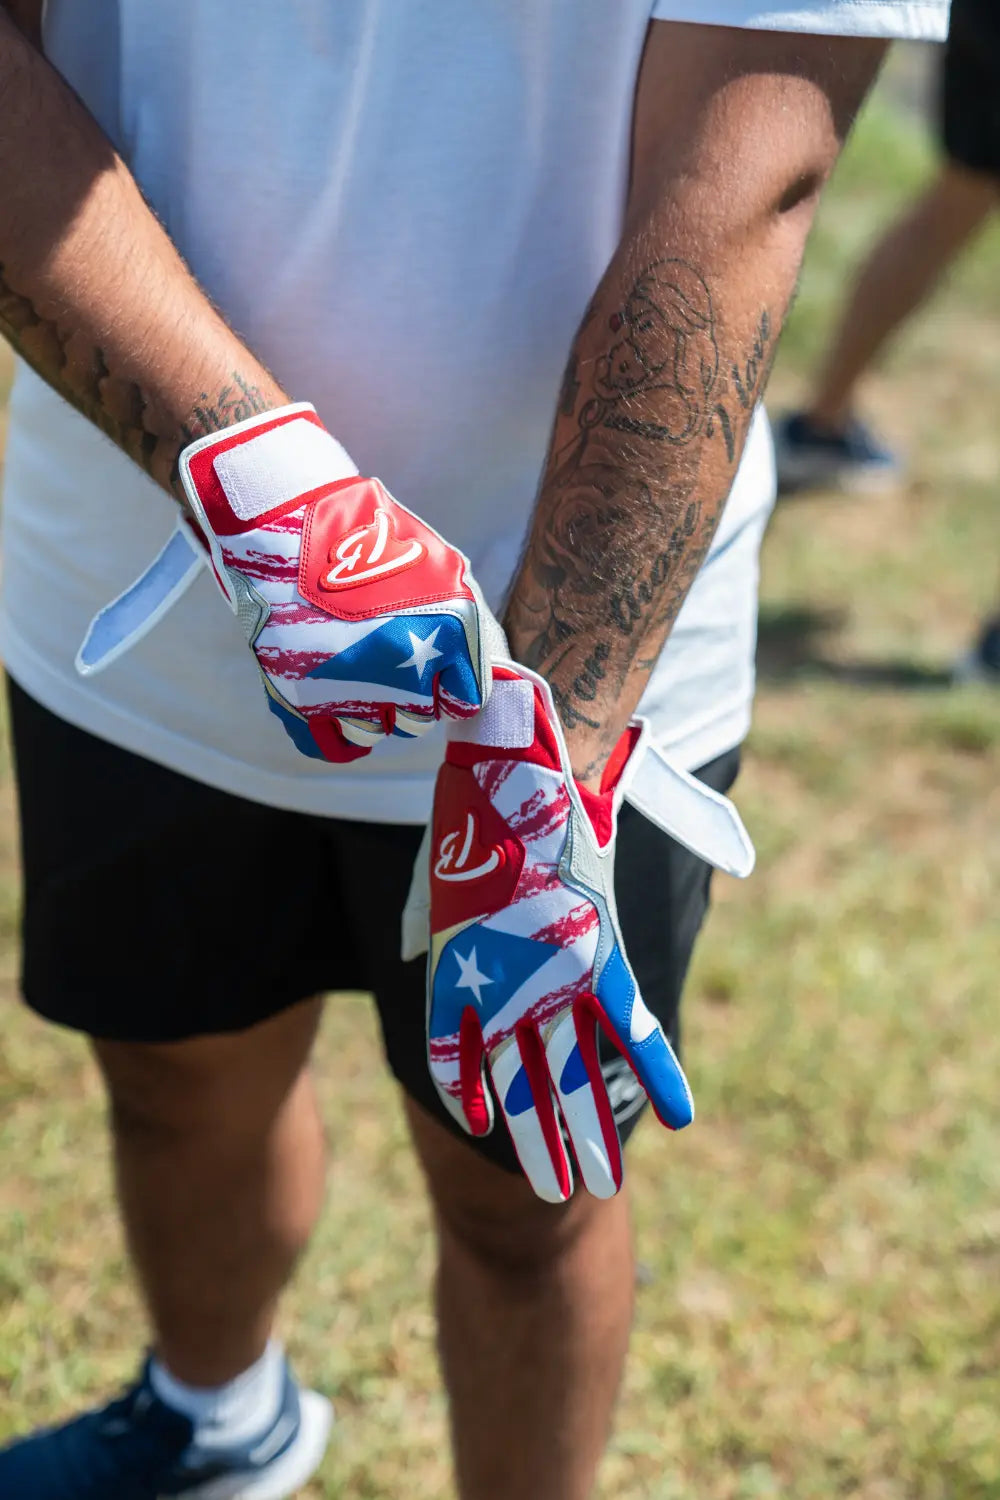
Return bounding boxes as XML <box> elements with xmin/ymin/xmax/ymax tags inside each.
<box><xmin>404</xmin><ymin>662</ymin><xmax>755</xmax><ymax>1202</ymax></box>
<box><xmin>78</xmin><ymin>403</ymin><xmax>504</xmax><ymax>763</ymax></box>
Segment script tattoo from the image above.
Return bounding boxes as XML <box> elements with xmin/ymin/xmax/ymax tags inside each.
<box><xmin>0</xmin><ymin>260</ymin><xmax>271</xmax><ymax>498</ymax></box>
<box><xmin>170</xmin><ymin>376</ymin><xmax>273</xmax><ymax>493</ymax></box>
<box><xmin>506</xmin><ymin>257</ymin><xmax>774</xmax><ymax>772</ymax></box>
<box><xmin>181</xmin><ymin>375</ymin><xmax>273</xmax><ymax>446</ymax></box>
<box><xmin>706</xmin><ymin>308</ymin><xmax>772</xmax><ymax>462</ymax></box>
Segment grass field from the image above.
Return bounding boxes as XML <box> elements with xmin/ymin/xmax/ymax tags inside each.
<box><xmin>1</xmin><ymin>59</ymin><xmax>999</xmax><ymax>1499</ymax></box>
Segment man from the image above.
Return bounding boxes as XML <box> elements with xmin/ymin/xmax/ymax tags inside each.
<box><xmin>773</xmin><ymin>0</ymin><xmax>999</xmax><ymax>682</ymax></box>
<box><xmin>0</xmin><ymin>3</ymin><xmax>947</xmax><ymax>1499</ymax></box>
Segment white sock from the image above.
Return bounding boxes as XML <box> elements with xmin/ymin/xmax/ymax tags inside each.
<box><xmin>149</xmin><ymin>1341</ymin><xmax>286</xmax><ymax>1450</ymax></box>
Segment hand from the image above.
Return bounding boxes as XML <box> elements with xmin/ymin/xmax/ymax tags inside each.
<box><xmin>177</xmin><ymin>403</ymin><xmax>503</xmax><ymax>761</ymax></box>
<box><xmin>409</xmin><ymin>662</ymin><xmax>754</xmax><ymax>1202</ymax></box>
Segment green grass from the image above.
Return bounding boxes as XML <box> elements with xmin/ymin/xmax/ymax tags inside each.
<box><xmin>2</xmin><ymin>59</ymin><xmax>1000</xmax><ymax>1498</ymax></box>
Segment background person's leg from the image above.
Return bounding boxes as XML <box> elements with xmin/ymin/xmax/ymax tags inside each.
<box><xmin>407</xmin><ymin>1100</ymin><xmax>633</xmax><ymax>1500</ymax></box>
<box><xmin>775</xmin><ymin>6</ymin><xmax>1000</xmax><ymax>495</ymax></box>
<box><xmin>94</xmin><ymin>996</ymin><xmax>325</xmax><ymax>1386</ymax></box>
<box><xmin>806</xmin><ymin>160</ymin><xmax>997</xmax><ymax>432</ymax></box>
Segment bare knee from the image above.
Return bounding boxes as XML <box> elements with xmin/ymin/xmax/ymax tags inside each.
<box><xmin>406</xmin><ymin>1099</ymin><xmax>626</xmax><ymax>1283</ymax></box>
<box><xmin>442</xmin><ymin>1185</ymin><xmax>618</xmax><ymax>1291</ymax></box>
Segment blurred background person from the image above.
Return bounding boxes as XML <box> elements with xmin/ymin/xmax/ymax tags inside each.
<box><xmin>772</xmin><ymin>0</ymin><xmax>1000</xmax><ymax>685</ymax></box>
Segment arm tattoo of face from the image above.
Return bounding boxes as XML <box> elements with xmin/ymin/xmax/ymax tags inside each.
<box><xmin>0</xmin><ymin>260</ymin><xmax>272</xmax><ymax>499</ymax></box>
<box><xmin>591</xmin><ymin>258</ymin><xmax>719</xmax><ymax>444</ymax></box>
<box><xmin>508</xmin><ymin>256</ymin><xmax>775</xmax><ymax>768</ymax></box>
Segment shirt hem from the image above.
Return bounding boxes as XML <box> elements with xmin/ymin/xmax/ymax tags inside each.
<box><xmin>1</xmin><ymin>624</ymin><xmax>752</xmax><ymax>824</ymax></box>
<box><xmin>657</xmin><ymin>703</ymin><xmax>752</xmax><ymax>775</ymax></box>
<box><xmin>1</xmin><ymin>625</ymin><xmax>437</xmax><ymax>824</ymax></box>
<box><xmin>650</xmin><ymin>1</ymin><xmax>948</xmax><ymax>39</ymax></box>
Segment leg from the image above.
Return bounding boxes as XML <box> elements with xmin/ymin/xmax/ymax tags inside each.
<box><xmin>7</xmin><ymin>680</ymin><xmax>348</xmax><ymax>1390</ymax></box>
<box><xmin>347</xmin><ymin>761</ymin><xmax>739</xmax><ymax>1499</ymax></box>
<box><xmin>2</xmin><ymin>687</ymin><xmax>360</xmax><ymax>1491</ymax></box>
<box><xmin>94</xmin><ymin>996</ymin><xmax>325</xmax><ymax>1386</ymax></box>
<box><xmin>407</xmin><ymin>1099</ymin><xmax>633</xmax><ymax>1500</ymax></box>
<box><xmin>808</xmin><ymin>161</ymin><xmax>998</xmax><ymax>430</ymax></box>
<box><xmin>326</xmin><ymin>817</ymin><xmax>632</xmax><ymax>1495</ymax></box>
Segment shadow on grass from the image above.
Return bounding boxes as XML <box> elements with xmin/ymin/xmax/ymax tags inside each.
<box><xmin>756</xmin><ymin>602</ymin><xmax>954</xmax><ymax>689</ymax></box>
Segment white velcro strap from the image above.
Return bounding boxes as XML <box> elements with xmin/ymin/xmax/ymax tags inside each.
<box><xmin>624</xmin><ymin>739</ymin><xmax>755</xmax><ymax>878</ymax></box>
<box><xmin>213</xmin><ymin>418</ymin><xmax>358</xmax><ymax>521</ymax></box>
<box><xmin>448</xmin><ymin>675</ymin><xmax>535</xmax><ymax>750</ymax></box>
<box><xmin>76</xmin><ymin>522</ymin><xmax>207</xmax><ymax>676</ymax></box>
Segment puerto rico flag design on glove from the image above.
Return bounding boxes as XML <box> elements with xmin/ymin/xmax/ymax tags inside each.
<box><xmin>176</xmin><ymin>403</ymin><xmax>500</xmax><ymax>763</ymax></box>
<box><xmin>424</xmin><ymin>663</ymin><xmax>698</xmax><ymax>1204</ymax></box>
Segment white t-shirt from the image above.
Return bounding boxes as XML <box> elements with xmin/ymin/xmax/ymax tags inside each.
<box><xmin>0</xmin><ymin>0</ymin><xmax>948</xmax><ymax>824</ymax></box>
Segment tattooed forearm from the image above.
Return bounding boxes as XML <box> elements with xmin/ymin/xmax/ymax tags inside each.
<box><xmin>0</xmin><ymin>12</ymin><xmax>289</xmax><ymax>510</ymax></box>
<box><xmin>505</xmin><ymin>255</ymin><xmax>775</xmax><ymax>781</ymax></box>
<box><xmin>0</xmin><ymin>260</ymin><xmax>273</xmax><ymax>499</ymax></box>
<box><xmin>0</xmin><ymin>259</ymin><xmax>168</xmax><ymax>480</ymax></box>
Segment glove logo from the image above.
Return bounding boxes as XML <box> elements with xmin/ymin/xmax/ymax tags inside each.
<box><xmin>434</xmin><ymin>812</ymin><xmax>503</xmax><ymax>883</ymax></box>
<box><xmin>320</xmin><ymin>506</ymin><xmax>425</xmax><ymax>591</ymax></box>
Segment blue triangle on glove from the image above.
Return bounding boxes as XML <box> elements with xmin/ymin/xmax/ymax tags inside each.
<box><xmin>502</xmin><ymin>1063</ymin><xmax>536</xmax><ymax>1116</ymax></box>
<box><xmin>558</xmin><ymin>1042</ymin><xmax>590</xmax><ymax>1096</ymax></box>
<box><xmin>307</xmin><ymin>612</ymin><xmax>462</xmax><ymax>694</ymax></box>
<box><xmin>431</xmin><ymin>926</ymin><xmax>560</xmax><ymax>1038</ymax></box>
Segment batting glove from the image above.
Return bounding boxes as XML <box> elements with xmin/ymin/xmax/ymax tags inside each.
<box><xmin>403</xmin><ymin>662</ymin><xmax>755</xmax><ymax>1203</ymax></box>
<box><xmin>78</xmin><ymin>403</ymin><xmax>504</xmax><ymax>762</ymax></box>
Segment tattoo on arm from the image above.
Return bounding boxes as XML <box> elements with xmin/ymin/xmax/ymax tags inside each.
<box><xmin>506</xmin><ymin>257</ymin><xmax>775</xmax><ymax>776</ymax></box>
<box><xmin>0</xmin><ymin>259</ymin><xmax>272</xmax><ymax>499</ymax></box>
<box><xmin>168</xmin><ymin>377</ymin><xmax>274</xmax><ymax>493</ymax></box>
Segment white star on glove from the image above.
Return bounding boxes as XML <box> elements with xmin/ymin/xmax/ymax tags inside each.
<box><xmin>397</xmin><ymin>626</ymin><xmax>444</xmax><ymax>682</ymax></box>
<box><xmin>453</xmin><ymin>946</ymin><xmax>493</xmax><ymax>1005</ymax></box>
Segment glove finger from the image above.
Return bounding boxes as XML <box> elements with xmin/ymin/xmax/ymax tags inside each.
<box><xmin>435</xmin><ymin>651</ymin><xmax>486</xmax><ymax>719</ymax></box>
<box><xmin>264</xmin><ymin>690</ymin><xmax>335</xmax><ymax>762</ymax></box>
<box><xmin>545</xmin><ymin>1006</ymin><xmax>623</xmax><ymax>1200</ymax></box>
<box><xmin>589</xmin><ymin>984</ymin><xmax>693</xmax><ymax>1132</ymax></box>
<box><xmin>338</xmin><ymin>714</ymin><xmax>388</xmax><ymax>749</ymax></box>
<box><xmin>428</xmin><ymin>1003</ymin><xmax>494</xmax><ymax>1136</ymax></box>
<box><xmin>489</xmin><ymin>1029</ymin><xmax>573</xmax><ymax>1204</ymax></box>
<box><xmin>624</xmin><ymin>995</ymin><xmax>693</xmax><ymax>1131</ymax></box>
<box><xmin>262</xmin><ymin>685</ymin><xmax>375</xmax><ymax>764</ymax></box>
<box><xmin>304</xmin><ymin>714</ymin><xmax>377</xmax><ymax>763</ymax></box>
<box><xmin>394</xmin><ymin>706</ymin><xmax>436</xmax><ymax>740</ymax></box>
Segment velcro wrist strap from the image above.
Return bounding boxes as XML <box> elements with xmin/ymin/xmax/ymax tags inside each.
<box><xmin>624</xmin><ymin>737</ymin><xmax>755</xmax><ymax>878</ymax></box>
<box><xmin>180</xmin><ymin>402</ymin><xmax>359</xmax><ymax>537</ymax></box>
<box><xmin>448</xmin><ymin>672</ymin><xmax>537</xmax><ymax>750</ymax></box>
<box><xmin>448</xmin><ymin>661</ymin><xmax>755</xmax><ymax>878</ymax></box>
<box><xmin>76</xmin><ymin>519</ymin><xmax>208</xmax><ymax>676</ymax></box>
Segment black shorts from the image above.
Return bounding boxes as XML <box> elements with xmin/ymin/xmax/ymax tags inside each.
<box><xmin>942</xmin><ymin>0</ymin><xmax>1000</xmax><ymax>178</ymax></box>
<box><xmin>7</xmin><ymin>676</ymin><xmax>738</xmax><ymax>1172</ymax></box>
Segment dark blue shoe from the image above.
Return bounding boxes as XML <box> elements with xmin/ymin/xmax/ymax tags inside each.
<box><xmin>0</xmin><ymin>1359</ymin><xmax>333</xmax><ymax>1499</ymax></box>
<box><xmin>772</xmin><ymin>410</ymin><xmax>901</xmax><ymax>494</ymax></box>
<box><xmin>953</xmin><ymin>615</ymin><xmax>1000</xmax><ymax>685</ymax></box>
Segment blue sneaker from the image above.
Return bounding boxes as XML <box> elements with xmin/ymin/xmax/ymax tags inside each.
<box><xmin>0</xmin><ymin>1358</ymin><xmax>333</xmax><ymax>1499</ymax></box>
<box><xmin>953</xmin><ymin>615</ymin><xmax>1000</xmax><ymax>685</ymax></box>
<box><xmin>772</xmin><ymin>410</ymin><xmax>901</xmax><ymax>494</ymax></box>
